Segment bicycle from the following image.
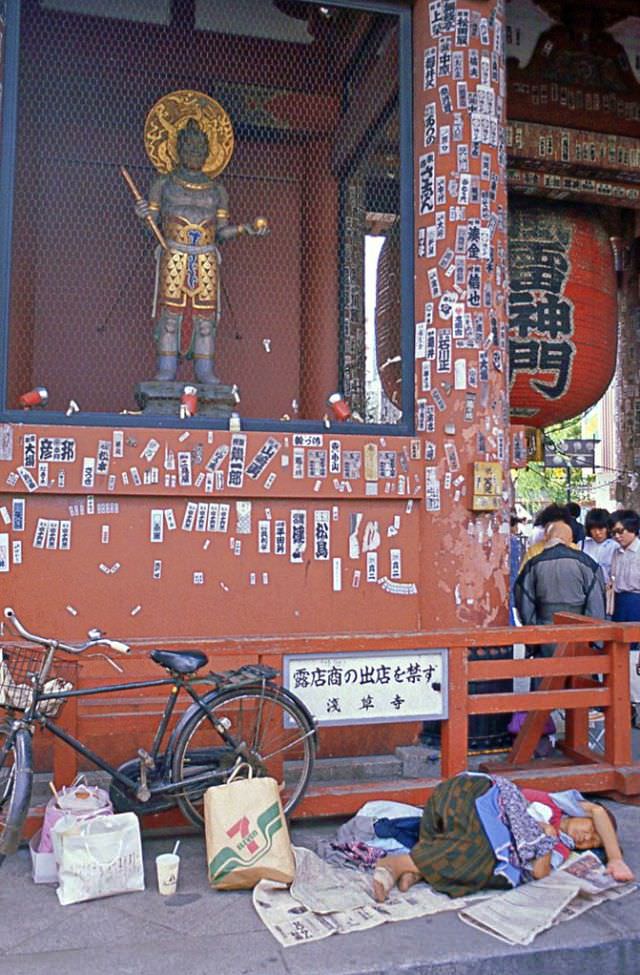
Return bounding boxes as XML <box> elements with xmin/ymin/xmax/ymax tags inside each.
<box><xmin>0</xmin><ymin>607</ymin><xmax>316</xmax><ymax>864</ymax></box>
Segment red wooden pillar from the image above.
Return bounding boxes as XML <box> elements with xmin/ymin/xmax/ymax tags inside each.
<box><xmin>412</xmin><ymin>0</ymin><xmax>511</xmax><ymax>630</ymax></box>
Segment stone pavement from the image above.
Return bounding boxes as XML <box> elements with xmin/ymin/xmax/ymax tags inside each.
<box><xmin>1</xmin><ymin>798</ymin><xmax>640</xmax><ymax>975</ymax></box>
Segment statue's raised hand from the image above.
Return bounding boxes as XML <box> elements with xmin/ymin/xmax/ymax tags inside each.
<box><xmin>246</xmin><ymin>217</ymin><xmax>269</xmax><ymax>237</ymax></box>
<box><xmin>135</xmin><ymin>198</ymin><xmax>152</xmax><ymax>221</ymax></box>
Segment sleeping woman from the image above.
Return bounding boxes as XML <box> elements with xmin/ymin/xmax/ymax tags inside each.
<box><xmin>372</xmin><ymin>773</ymin><xmax>634</xmax><ymax>902</ymax></box>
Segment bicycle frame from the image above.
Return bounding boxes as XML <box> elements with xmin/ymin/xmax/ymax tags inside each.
<box><xmin>16</xmin><ymin>671</ymin><xmax>239</xmax><ymax>800</ymax></box>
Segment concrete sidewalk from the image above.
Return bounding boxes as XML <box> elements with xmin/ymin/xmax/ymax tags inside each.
<box><xmin>1</xmin><ymin>797</ymin><xmax>640</xmax><ymax>975</ymax></box>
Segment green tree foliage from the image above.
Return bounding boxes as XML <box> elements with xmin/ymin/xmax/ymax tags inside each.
<box><xmin>514</xmin><ymin>417</ymin><xmax>596</xmax><ymax>514</ymax></box>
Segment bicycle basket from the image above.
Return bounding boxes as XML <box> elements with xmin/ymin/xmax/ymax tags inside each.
<box><xmin>0</xmin><ymin>646</ymin><xmax>76</xmax><ymax>716</ymax></box>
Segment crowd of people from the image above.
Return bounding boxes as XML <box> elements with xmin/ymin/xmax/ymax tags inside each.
<box><xmin>510</xmin><ymin>501</ymin><xmax>640</xmax><ymax>713</ymax></box>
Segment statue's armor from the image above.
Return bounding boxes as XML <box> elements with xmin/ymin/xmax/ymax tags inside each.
<box><xmin>152</xmin><ymin>176</ymin><xmax>226</xmax><ymax>315</ymax></box>
<box><xmin>149</xmin><ymin>174</ymin><xmax>228</xmax><ymax>381</ymax></box>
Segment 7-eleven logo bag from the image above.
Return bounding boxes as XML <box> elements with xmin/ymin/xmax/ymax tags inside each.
<box><xmin>204</xmin><ymin>767</ymin><xmax>295</xmax><ymax>890</ymax></box>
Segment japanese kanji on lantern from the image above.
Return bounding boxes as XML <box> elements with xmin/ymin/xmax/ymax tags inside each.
<box><xmin>508</xmin><ymin>201</ymin><xmax>617</xmax><ymax>428</ymax></box>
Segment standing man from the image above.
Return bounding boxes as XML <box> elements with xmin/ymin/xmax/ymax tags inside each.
<box><xmin>520</xmin><ymin>503</ymin><xmax>575</xmax><ymax>570</ymax></box>
<box><xmin>514</xmin><ymin>522</ymin><xmax>605</xmax><ymax>657</ymax></box>
<box><xmin>609</xmin><ymin>509</ymin><xmax>640</xmax><ymax>724</ymax></box>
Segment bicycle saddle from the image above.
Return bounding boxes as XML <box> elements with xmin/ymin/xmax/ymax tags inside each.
<box><xmin>150</xmin><ymin>650</ymin><xmax>208</xmax><ymax>674</ymax></box>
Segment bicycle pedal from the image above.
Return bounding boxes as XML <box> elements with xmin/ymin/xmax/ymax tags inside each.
<box><xmin>138</xmin><ymin>748</ymin><xmax>155</xmax><ymax>769</ymax></box>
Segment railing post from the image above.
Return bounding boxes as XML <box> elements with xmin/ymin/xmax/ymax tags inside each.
<box><xmin>604</xmin><ymin>639</ymin><xmax>632</xmax><ymax>767</ymax></box>
<box><xmin>441</xmin><ymin>644</ymin><xmax>468</xmax><ymax>777</ymax></box>
<box><xmin>563</xmin><ymin>642</ymin><xmax>590</xmax><ymax>753</ymax></box>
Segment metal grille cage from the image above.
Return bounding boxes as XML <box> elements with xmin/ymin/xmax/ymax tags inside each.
<box><xmin>6</xmin><ymin>0</ymin><xmax>403</xmax><ymax>425</ymax></box>
<box><xmin>0</xmin><ymin>645</ymin><xmax>76</xmax><ymax>716</ymax></box>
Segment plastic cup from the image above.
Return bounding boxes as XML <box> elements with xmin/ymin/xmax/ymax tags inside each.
<box><xmin>156</xmin><ymin>852</ymin><xmax>180</xmax><ymax>895</ymax></box>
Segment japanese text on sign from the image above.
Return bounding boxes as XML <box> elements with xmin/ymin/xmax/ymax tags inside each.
<box><xmin>284</xmin><ymin>649</ymin><xmax>448</xmax><ymax>726</ymax></box>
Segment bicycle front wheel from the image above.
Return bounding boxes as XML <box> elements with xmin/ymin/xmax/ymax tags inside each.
<box><xmin>172</xmin><ymin>684</ymin><xmax>316</xmax><ymax>827</ymax></box>
<box><xmin>0</xmin><ymin>720</ymin><xmax>33</xmax><ymax>863</ymax></box>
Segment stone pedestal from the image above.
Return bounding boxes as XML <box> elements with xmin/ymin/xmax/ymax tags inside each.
<box><xmin>134</xmin><ymin>381</ymin><xmax>236</xmax><ymax>418</ymax></box>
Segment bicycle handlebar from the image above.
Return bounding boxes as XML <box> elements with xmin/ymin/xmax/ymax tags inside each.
<box><xmin>3</xmin><ymin>607</ymin><xmax>131</xmax><ymax>655</ymax></box>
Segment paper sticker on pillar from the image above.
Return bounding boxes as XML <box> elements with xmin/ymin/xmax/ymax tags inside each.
<box><xmin>290</xmin><ymin>510</ymin><xmax>307</xmax><ymax>564</ymax></box>
<box><xmin>366</xmin><ymin>552</ymin><xmax>378</xmax><ymax>583</ymax></box>
<box><xmin>436</xmin><ymin>330</ymin><xmax>452</xmax><ymax>373</ymax></box>
<box><xmin>12</xmin><ymin>499</ymin><xmax>25</xmax><ymax>532</ymax></box>
<box><xmin>246</xmin><ymin>439</ymin><xmax>281</xmax><ymax>480</ymax></box>
<box><xmin>235</xmin><ymin>501</ymin><xmax>252</xmax><ymax>535</ymax></box>
<box><xmin>206</xmin><ymin>445</ymin><xmax>229</xmax><ymax>472</ymax></box>
<box><xmin>22</xmin><ymin>434</ymin><xmax>37</xmax><ymax>470</ymax></box>
<box><xmin>96</xmin><ymin>440</ymin><xmax>112</xmax><ymax>475</ymax></box>
<box><xmin>17</xmin><ymin>467</ymin><xmax>38</xmax><ymax>493</ymax></box>
<box><xmin>307</xmin><ymin>450</ymin><xmax>327</xmax><ymax>479</ymax></box>
<box><xmin>425</xmin><ymin>468</ymin><xmax>441</xmax><ymax>512</ymax></box>
<box><xmin>0</xmin><ymin>534</ymin><xmax>9</xmax><ymax>572</ymax></box>
<box><xmin>313</xmin><ymin>511</ymin><xmax>330</xmax><ymax>561</ymax></box>
<box><xmin>423</xmin><ymin>102</ymin><xmax>438</xmax><ymax>149</ymax></box>
<box><xmin>227</xmin><ymin>435</ymin><xmax>247</xmax><ymax>489</ymax></box>
<box><xmin>419</xmin><ymin>153</ymin><xmax>436</xmax><ymax>215</ymax></box>
<box><xmin>35</xmin><ymin>437</ymin><xmax>75</xmax><ymax>469</ymax></box>
<box><xmin>470</xmin><ymin>461</ymin><xmax>502</xmax><ymax>511</ymax></box>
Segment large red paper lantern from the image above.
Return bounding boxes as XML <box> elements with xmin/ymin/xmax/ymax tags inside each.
<box><xmin>508</xmin><ymin>201</ymin><xmax>617</xmax><ymax>428</ymax></box>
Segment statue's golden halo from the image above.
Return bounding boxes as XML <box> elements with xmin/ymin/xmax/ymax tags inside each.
<box><xmin>144</xmin><ymin>90</ymin><xmax>235</xmax><ymax>178</ymax></box>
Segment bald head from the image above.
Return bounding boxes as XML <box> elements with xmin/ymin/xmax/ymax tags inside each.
<box><xmin>544</xmin><ymin>521</ymin><xmax>573</xmax><ymax>545</ymax></box>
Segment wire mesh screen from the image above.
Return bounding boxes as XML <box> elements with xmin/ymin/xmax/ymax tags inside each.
<box><xmin>5</xmin><ymin>0</ymin><xmax>403</xmax><ymax>424</ymax></box>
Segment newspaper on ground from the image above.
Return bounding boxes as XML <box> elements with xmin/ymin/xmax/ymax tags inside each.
<box><xmin>252</xmin><ymin>845</ymin><xmax>473</xmax><ymax>947</ymax></box>
<box><xmin>459</xmin><ymin>851</ymin><xmax>638</xmax><ymax>946</ymax></box>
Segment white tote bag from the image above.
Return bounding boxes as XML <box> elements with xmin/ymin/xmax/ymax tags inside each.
<box><xmin>52</xmin><ymin>811</ymin><xmax>145</xmax><ymax>905</ymax></box>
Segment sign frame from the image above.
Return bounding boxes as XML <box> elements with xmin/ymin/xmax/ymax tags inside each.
<box><xmin>283</xmin><ymin>648</ymin><xmax>448</xmax><ymax>727</ymax></box>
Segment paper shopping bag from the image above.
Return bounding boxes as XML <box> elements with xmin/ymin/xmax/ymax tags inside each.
<box><xmin>52</xmin><ymin>811</ymin><xmax>145</xmax><ymax>905</ymax></box>
<box><xmin>205</xmin><ymin>774</ymin><xmax>295</xmax><ymax>890</ymax></box>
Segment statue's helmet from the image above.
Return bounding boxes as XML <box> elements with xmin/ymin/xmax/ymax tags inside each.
<box><xmin>177</xmin><ymin>118</ymin><xmax>209</xmax><ymax>163</ymax></box>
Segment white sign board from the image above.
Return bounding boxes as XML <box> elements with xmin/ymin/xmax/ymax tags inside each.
<box><xmin>283</xmin><ymin>649</ymin><xmax>448</xmax><ymax>726</ymax></box>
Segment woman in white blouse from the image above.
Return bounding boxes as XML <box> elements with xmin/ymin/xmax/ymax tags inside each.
<box><xmin>580</xmin><ymin>508</ymin><xmax>618</xmax><ymax>585</ymax></box>
<box><xmin>609</xmin><ymin>509</ymin><xmax>640</xmax><ymax>726</ymax></box>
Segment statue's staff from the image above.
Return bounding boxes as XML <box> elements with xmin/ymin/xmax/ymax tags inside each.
<box><xmin>120</xmin><ymin>166</ymin><xmax>167</xmax><ymax>250</ymax></box>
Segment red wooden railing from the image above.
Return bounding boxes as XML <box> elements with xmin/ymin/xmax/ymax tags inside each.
<box><xmin>16</xmin><ymin>614</ymin><xmax>640</xmax><ymax>835</ymax></box>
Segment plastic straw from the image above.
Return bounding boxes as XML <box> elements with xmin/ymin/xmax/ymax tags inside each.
<box><xmin>172</xmin><ymin>840</ymin><xmax>180</xmax><ymax>857</ymax></box>
<box><xmin>49</xmin><ymin>781</ymin><xmax>61</xmax><ymax>804</ymax></box>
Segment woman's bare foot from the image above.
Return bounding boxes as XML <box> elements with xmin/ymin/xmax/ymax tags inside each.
<box><xmin>397</xmin><ymin>870</ymin><xmax>422</xmax><ymax>893</ymax></box>
<box><xmin>373</xmin><ymin>865</ymin><xmax>395</xmax><ymax>903</ymax></box>
<box><xmin>372</xmin><ymin>854</ymin><xmax>420</xmax><ymax>903</ymax></box>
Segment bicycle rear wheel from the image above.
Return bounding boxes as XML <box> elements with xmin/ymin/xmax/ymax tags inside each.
<box><xmin>172</xmin><ymin>683</ymin><xmax>316</xmax><ymax>827</ymax></box>
<box><xmin>0</xmin><ymin>720</ymin><xmax>33</xmax><ymax>863</ymax></box>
